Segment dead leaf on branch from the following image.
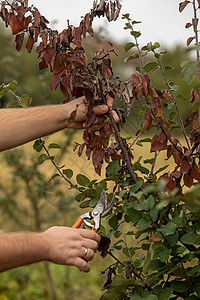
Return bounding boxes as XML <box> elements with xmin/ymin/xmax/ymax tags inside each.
<box><xmin>187</xmin><ymin>36</ymin><xmax>195</xmax><ymax>46</ymax></box>
<box><xmin>180</xmin><ymin>157</ymin><xmax>191</xmax><ymax>174</ymax></box>
<box><xmin>15</xmin><ymin>32</ymin><xmax>24</xmax><ymax>51</ymax></box>
<box><xmin>179</xmin><ymin>1</ymin><xmax>190</xmax><ymax>13</ymax></box>
<box><xmin>92</xmin><ymin>0</ymin><xmax>122</xmax><ymax>22</ymax></box>
<box><xmin>98</xmin><ymin>235</ymin><xmax>111</xmax><ymax>257</ymax></box>
<box><xmin>191</xmin><ymin>167</ymin><xmax>200</xmax><ymax>180</ymax></box>
<box><xmin>92</xmin><ymin>149</ymin><xmax>105</xmax><ymax>168</ymax></box>
<box><xmin>184</xmin><ymin>173</ymin><xmax>193</xmax><ymax>187</ymax></box>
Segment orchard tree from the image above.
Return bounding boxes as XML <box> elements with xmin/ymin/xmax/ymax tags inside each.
<box><xmin>1</xmin><ymin>0</ymin><xmax>200</xmax><ymax>299</ymax></box>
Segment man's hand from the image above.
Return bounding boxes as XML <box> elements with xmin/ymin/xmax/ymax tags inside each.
<box><xmin>0</xmin><ymin>95</ymin><xmax>119</xmax><ymax>151</ymax></box>
<box><xmin>42</xmin><ymin>226</ymin><xmax>100</xmax><ymax>272</ymax></box>
<box><xmin>0</xmin><ymin>227</ymin><xmax>100</xmax><ymax>273</ymax></box>
<box><xmin>65</xmin><ymin>95</ymin><xmax>119</xmax><ymax>129</ymax></box>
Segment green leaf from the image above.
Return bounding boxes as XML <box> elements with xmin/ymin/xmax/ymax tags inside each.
<box><xmin>133</xmin><ymin>162</ymin><xmax>149</xmax><ymax>175</ymax></box>
<box><xmin>6</xmin><ymin>101</ymin><xmax>20</xmax><ymax>108</ymax></box>
<box><xmin>158</xmin><ymin>288</ymin><xmax>173</xmax><ymax>300</ymax></box>
<box><xmin>75</xmin><ymin>193</ymin><xmax>87</xmax><ymax>202</ymax></box>
<box><xmin>180</xmin><ymin>232</ymin><xmax>199</xmax><ymax>245</ymax></box>
<box><xmin>143</xmin><ymin>251</ymin><xmax>151</xmax><ymax>274</ymax></box>
<box><xmin>149</xmin><ymin>259</ymin><xmax>164</xmax><ymax>271</ymax></box>
<box><xmin>106</xmin><ymin>160</ymin><xmax>119</xmax><ymax>176</ymax></box>
<box><xmin>183</xmin><ymin>63</ymin><xmax>196</xmax><ymax>85</ymax></box>
<box><xmin>143</xmin><ymin>158</ymin><xmax>155</xmax><ymax>165</ymax></box>
<box><xmin>49</xmin><ymin>173</ymin><xmax>60</xmax><ymax>181</ymax></box>
<box><xmin>0</xmin><ymin>89</ymin><xmax>9</xmax><ymax>98</ymax></box>
<box><xmin>186</xmin><ymin>265</ymin><xmax>200</xmax><ymax>276</ymax></box>
<box><xmin>143</xmin><ymin>62</ymin><xmax>159</xmax><ymax>72</ymax></box>
<box><xmin>130</xmin><ymin>296</ymin><xmax>142</xmax><ymax>300</ymax></box>
<box><xmin>79</xmin><ymin>200</ymin><xmax>90</xmax><ymax>208</ymax></box>
<box><xmin>100</xmin><ymin>290</ymin><xmax>117</xmax><ymax>300</ymax></box>
<box><xmin>38</xmin><ymin>154</ymin><xmax>50</xmax><ymax>164</ymax></box>
<box><xmin>63</xmin><ymin>169</ymin><xmax>73</xmax><ymax>179</ymax></box>
<box><xmin>171</xmin><ymin>280</ymin><xmax>190</xmax><ymax>293</ymax></box>
<box><xmin>158</xmin><ymin>247</ymin><xmax>171</xmax><ymax>262</ymax></box>
<box><xmin>119</xmin><ymin>190</ymin><xmax>127</xmax><ymax>198</ymax></box>
<box><xmin>137</xmin><ymin>217</ymin><xmax>150</xmax><ymax>231</ymax></box>
<box><xmin>76</xmin><ymin>174</ymin><xmax>90</xmax><ymax>187</ymax></box>
<box><xmin>165</xmin><ymin>232</ymin><xmax>179</xmax><ymax>247</ymax></box>
<box><xmin>122</xmin><ymin>13</ymin><xmax>130</xmax><ymax>20</ymax></box>
<box><xmin>139</xmin><ymin>138</ymin><xmax>152</xmax><ymax>143</ymax></box>
<box><xmin>130</xmin><ymin>181</ymin><xmax>143</xmax><ymax>193</ymax></box>
<box><xmin>111</xmin><ymin>275</ymin><xmax>136</xmax><ymax>293</ymax></box>
<box><xmin>124</xmin><ymin>53</ymin><xmax>139</xmax><ymax>62</ymax></box>
<box><xmin>155</xmin><ymin>165</ymin><xmax>169</xmax><ymax>175</ymax></box>
<box><xmin>33</xmin><ymin>139</ymin><xmax>44</xmax><ymax>152</ymax></box>
<box><xmin>143</xmin><ymin>195</ymin><xmax>155</xmax><ymax>211</ymax></box>
<box><xmin>169</xmin><ymin>112</ymin><xmax>176</xmax><ymax>120</ymax></box>
<box><xmin>164</xmin><ymin>65</ymin><xmax>174</xmax><ymax>71</ymax></box>
<box><xmin>130</xmin><ymin>30</ymin><xmax>141</xmax><ymax>38</ymax></box>
<box><xmin>195</xmin><ymin>282</ymin><xmax>200</xmax><ymax>297</ymax></box>
<box><xmin>124</xmin><ymin>42</ymin><xmax>135</xmax><ymax>52</ymax></box>
<box><xmin>158</xmin><ymin>222</ymin><xmax>176</xmax><ymax>236</ymax></box>
<box><xmin>20</xmin><ymin>94</ymin><xmax>32</xmax><ymax>107</ymax></box>
<box><xmin>6</xmin><ymin>81</ymin><xmax>17</xmax><ymax>93</ymax></box>
<box><xmin>108</xmin><ymin>215</ymin><xmax>118</xmax><ymax>228</ymax></box>
<box><xmin>127</xmin><ymin>208</ymin><xmax>143</xmax><ymax>224</ymax></box>
<box><xmin>167</xmin><ymin>103</ymin><xmax>174</xmax><ymax>110</ymax></box>
<box><xmin>48</xmin><ymin>143</ymin><xmax>62</xmax><ymax>150</ymax></box>
<box><xmin>144</xmin><ymin>296</ymin><xmax>158</xmax><ymax>300</ymax></box>
<box><xmin>153</xmin><ymin>42</ymin><xmax>160</xmax><ymax>48</ymax></box>
<box><xmin>177</xmin><ymin>94</ymin><xmax>187</xmax><ymax>101</ymax></box>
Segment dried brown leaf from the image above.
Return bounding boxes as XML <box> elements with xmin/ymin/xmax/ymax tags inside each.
<box><xmin>180</xmin><ymin>157</ymin><xmax>191</xmax><ymax>174</ymax></box>
<box><xmin>78</xmin><ymin>143</ymin><xmax>85</xmax><ymax>157</ymax></box>
<box><xmin>15</xmin><ymin>32</ymin><xmax>25</xmax><ymax>52</ymax></box>
<box><xmin>25</xmin><ymin>34</ymin><xmax>34</xmax><ymax>53</ymax></box>
<box><xmin>185</xmin><ymin>22</ymin><xmax>192</xmax><ymax>28</ymax></box>
<box><xmin>183</xmin><ymin>173</ymin><xmax>193</xmax><ymax>187</ymax></box>
<box><xmin>9</xmin><ymin>14</ymin><xmax>22</xmax><ymax>34</ymax></box>
<box><xmin>92</xmin><ymin>149</ymin><xmax>105</xmax><ymax>168</ymax></box>
<box><xmin>49</xmin><ymin>75</ymin><xmax>60</xmax><ymax>91</ymax></box>
<box><xmin>187</xmin><ymin>36</ymin><xmax>195</xmax><ymax>46</ymax></box>
<box><xmin>33</xmin><ymin>7</ymin><xmax>40</xmax><ymax>26</ymax></box>
<box><xmin>191</xmin><ymin>167</ymin><xmax>200</xmax><ymax>180</ymax></box>
<box><xmin>179</xmin><ymin>1</ymin><xmax>190</xmax><ymax>12</ymax></box>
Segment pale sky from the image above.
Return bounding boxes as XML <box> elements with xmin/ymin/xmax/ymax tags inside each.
<box><xmin>29</xmin><ymin>0</ymin><xmax>193</xmax><ymax>48</ymax></box>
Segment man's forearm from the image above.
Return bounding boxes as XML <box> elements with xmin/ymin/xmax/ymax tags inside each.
<box><xmin>0</xmin><ymin>104</ymin><xmax>70</xmax><ymax>151</ymax></box>
<box><xmin>0</xmin><ymin>232</ymin><xmax>47</xmax><ymax>272</ymax></box>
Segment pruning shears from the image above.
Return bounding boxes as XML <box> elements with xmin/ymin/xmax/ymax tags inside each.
<box><xmin>72</xmin><ymin>190</ymin><xmax>115</xmax><ymax>232</ymax></box>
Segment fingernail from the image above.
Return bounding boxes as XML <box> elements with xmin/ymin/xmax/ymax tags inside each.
<box><xmin>102</xmin><ymin>105</ymin><xmax>108</xmax><ymax>113</ymax></box>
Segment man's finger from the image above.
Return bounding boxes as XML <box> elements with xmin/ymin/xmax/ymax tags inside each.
<box><xmin>75</xmin><ymin>257</ymin><xmax>90</xmax><ymax>272</ymax></box>
<box><xmin>106</xmin><ymin>95</ymin><xmax>113</xmax><ymax>108</ymax></box>
<box><xmin>93</xmin><ymin>105</ymin><xmax>108</xmax><ymax>115</ymax></box>
<box><xmin>111</xmin><ymin>110</ymin><xmax>120</xmax><ymax>123</ymax></box>
<box><xmin>80</xmin><ymin>229</ymin><xmax>100</xmax><ymax>244</ymax></box>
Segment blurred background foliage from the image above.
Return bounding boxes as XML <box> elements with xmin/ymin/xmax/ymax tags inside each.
<box><xmin>0</xmin><ymin>18</ymin><xmax>195</xmax><ymax>300</ymax></box>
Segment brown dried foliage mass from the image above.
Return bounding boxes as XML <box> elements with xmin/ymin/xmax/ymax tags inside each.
<box><xmin>1</xmin><ymin>0</ymin><xmax>200</xmax><ymax>192</ymax></box>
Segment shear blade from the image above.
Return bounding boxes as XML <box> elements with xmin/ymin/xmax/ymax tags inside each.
<box><xmin>93</xmin><ymin>189</ymin><xmax>107</xmax><ymax>214</ymax></box>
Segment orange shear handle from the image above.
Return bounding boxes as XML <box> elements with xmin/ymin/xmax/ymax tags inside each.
<box><xmin>72</xmin><ymin>216</ymin><xmax>84</xmax><ymax>228</ymax></box>
<box><xmin>72</xmin><ymin>216</ymin><xmax>98</xmax><ymax>232</ymax></box>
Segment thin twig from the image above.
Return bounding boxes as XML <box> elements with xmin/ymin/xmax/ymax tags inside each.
<box><xmin>40</xmin><ymin>139</ymin><xmax>78</xmax><ymax>190</ymax></box>
<box><xmin>120</xmin><ymin>223</ymin><xmax>133</xmax><ymax>262</ymax></box>
<box><xmin>156</xmin><ymin>57</ymin><xmax>190</xmax><ymax>149</ymax></box>
<box><xmin>107</xmin><ymin>108</ymin><xmax>138</xmax><ymax>184</ymax></box>
<box><xmin>107</xmin><ymin>250</ymin><xmax>126</xmax><ymax>267</ymax></box>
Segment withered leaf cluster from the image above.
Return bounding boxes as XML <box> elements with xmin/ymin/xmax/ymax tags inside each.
<box><xmin>0</xmin><ymin>0</ymin><xmax>134</xmax><ymax>176</ymax></box>
<box><xmin>92</xmin><ymin>0</ymin><xmax>122</xmax><ymax>22</ymax></box>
